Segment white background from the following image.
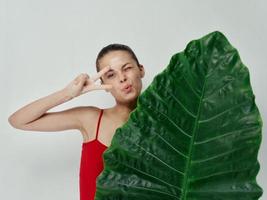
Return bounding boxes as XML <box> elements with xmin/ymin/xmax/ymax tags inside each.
<box><xmin>1</xmin><ymin>0</ymin><xmax>266</xmax><ymax>199</ymax></box>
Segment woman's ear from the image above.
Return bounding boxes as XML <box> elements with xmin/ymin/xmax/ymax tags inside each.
<box><xmin>139</xmin><ymin>64</ymin><xmax>145</xmax><ymax>78</ymax></box>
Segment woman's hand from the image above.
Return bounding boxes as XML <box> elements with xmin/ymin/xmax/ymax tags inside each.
<box><xmin>63</xmin><ymin>66</ymin><xmax>113</xmax><ymax>99</ymax></box>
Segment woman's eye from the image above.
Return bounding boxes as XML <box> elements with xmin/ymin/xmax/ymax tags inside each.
<box><xmin>125</xmin><ymin>67</ymin><xmax>131</xmax><ymax>70</ymax></box>
<box><xmin>107</xmin><ymin>74</ymin><xmax>114</xmax><ymax>78</ymax></box>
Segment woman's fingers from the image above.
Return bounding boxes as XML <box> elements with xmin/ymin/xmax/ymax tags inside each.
<box><xmin>93</xmin><ymin>84</ymin><xmax>113</xmax><ymax>91</ymax></box>
<box><xmin>74</xmin><ymin>73</ymin><xmax>89</xmax><ymax>84</ymax></box>
<box><xmin>90</xmin><ymin>65</ymin><xmax>111</xmax><ymax>82</ymax></box>
<box><xmin>73</xmin><ymin>68</ymin><xmax>114</xmax><ymax>95</ymax></box>
<box><xmin>81</xmin><ymin>83</ymin><xmax>113</xmax><ymax>93</ymax></box>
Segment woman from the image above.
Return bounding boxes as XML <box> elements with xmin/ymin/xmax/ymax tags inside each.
<box><xmin>8</xmin><ymin>43</ymin><xmax>145</xmax><ymax>200</ymax></box>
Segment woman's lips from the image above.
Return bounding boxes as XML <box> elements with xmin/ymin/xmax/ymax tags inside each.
<box><xmin>122</xmin><ymin>85</ymin><xmax>132</xmax><ymax>93</ymax></box>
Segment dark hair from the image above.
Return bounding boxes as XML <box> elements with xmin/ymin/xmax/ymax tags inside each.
<box><xmin>95</xmin><ymin>43</ymin><xmax>141</xmax><ymax>83</ymax></box>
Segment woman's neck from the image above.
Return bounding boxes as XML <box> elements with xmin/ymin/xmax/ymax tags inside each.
<box><xmin>109</xmin><ymin>100</ymin><xmax>137</xmax><ymax>122</ymax></box>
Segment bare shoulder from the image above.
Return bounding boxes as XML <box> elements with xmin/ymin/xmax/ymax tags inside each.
<box><xmin>75</xmin><ymin>106</ymin><xmax>103</xmax><ymax>140</ymax></box>
<box><xmin>77</xmin><ymin>106</ymin><xmax>101</xmax><ymax>121</ymax></box>
<box><xmin>63</xmin><ymin>105</ymin><xmax>99</xmax><ymax>120</ymax></box>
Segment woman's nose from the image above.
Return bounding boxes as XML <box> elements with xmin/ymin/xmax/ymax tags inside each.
<box><xmin>119</xmin><ymin>73</ymin><xmax>127</xmax><ymax>82</ymax></box>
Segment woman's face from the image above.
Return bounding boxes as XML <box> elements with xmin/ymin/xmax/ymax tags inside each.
<box><xmin>98</xmin><ymin>50</ymin><xmax>145</xmax><ymax>104</ymax></box>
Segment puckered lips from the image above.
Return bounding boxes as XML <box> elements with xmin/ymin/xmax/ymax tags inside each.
<box><xmin>122</xmin><ymin>84</ymin><xmax>132</xmax><ymax>93</ymax></box>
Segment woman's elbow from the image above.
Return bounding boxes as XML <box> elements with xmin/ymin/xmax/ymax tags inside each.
<box><xmin>8</xmin><ymin>114</ymin><xmax>22</xmax><ymax>129</ymax></box>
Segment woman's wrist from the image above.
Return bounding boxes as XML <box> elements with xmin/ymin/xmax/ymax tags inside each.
<box><xmin>59</xmin><ymin>88</ymin><xmax>75</xmax><ymax>103</ymax></box>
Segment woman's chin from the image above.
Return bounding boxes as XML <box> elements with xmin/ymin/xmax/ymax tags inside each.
<box><xmin>112</xmin><ymin>87</ymin><xmax>141</xmax><ymax>103</ymax></box>
<box><xmin>119</xmin><ymin>90</ymin><xmax>139</xmax><ymax>102</ymax></box>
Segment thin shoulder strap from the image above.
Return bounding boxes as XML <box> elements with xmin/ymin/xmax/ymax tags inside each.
<box><xmin>95</xmin><ymin>109</ymin><xmax>104</xmax><ymax>139</ymax></box>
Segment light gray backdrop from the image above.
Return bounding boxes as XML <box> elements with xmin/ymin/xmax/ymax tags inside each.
<box><xmin>1</xmin><ymin>0</ymin><xmax>266</xmax><ymax>199</ymax></box>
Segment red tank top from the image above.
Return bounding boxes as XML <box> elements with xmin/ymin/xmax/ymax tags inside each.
<box><xmin>79</xmin><ymin>109</ymin><xmax>108</xmax><ymax>200</ymax></box>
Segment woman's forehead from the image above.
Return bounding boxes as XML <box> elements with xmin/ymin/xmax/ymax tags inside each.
<box><xmin>100</xmin><ymin>51</ymin><xmax>134</xmax><ymax>69</ymax></box>
<box><xmin>106</xmin><ymin>51</ymin><xmax>131</xmax><ymax>61</ymax></box>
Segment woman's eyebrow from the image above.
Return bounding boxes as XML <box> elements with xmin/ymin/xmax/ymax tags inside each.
<box><xmin>104</xmin><ymin>62</ymin><xmax>131</xmax><ymax>75</ymax></box>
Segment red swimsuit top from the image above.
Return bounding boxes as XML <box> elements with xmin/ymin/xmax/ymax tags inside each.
<box><xmin>79</xmin><ymin>109</ymin><xmax>108</xmax><ymax>200</ymax></box>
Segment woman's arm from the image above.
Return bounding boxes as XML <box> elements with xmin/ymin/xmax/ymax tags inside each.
<box><xmin>8</xmin><ymin>88</ymin><xmax>84</xmax><ymax>131</ymax></box>
<box><xmin>8</xmin><ymin>67</ymin><xmax>112</xmax><ymax>133</ymax></box>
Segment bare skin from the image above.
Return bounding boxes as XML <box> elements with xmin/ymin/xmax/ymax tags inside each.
<box><xmin>8</xmin><ymin>50</ymin><xmax>145</xmax><ymax>147</ymax></box>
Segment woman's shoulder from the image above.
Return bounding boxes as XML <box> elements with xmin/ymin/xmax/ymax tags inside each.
<box><xmin>76</xmin><ymin>106</ymin><xmax>104</xmax><ymax>135</ymax></box>
<box><xmin>75</xmin><ymin>106</ymin><xmax>103</xmax><ymax>117</ymax></box>
<box><xmin>76</xmin><ymin>106</ymin><xmax>113</xmax><ymax>120</ymax></box>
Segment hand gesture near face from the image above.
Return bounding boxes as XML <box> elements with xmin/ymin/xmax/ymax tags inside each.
<box><xmin>64</xmin><ymin>66</ymin><xmax>113</xmax><ymax>99</ymax></box>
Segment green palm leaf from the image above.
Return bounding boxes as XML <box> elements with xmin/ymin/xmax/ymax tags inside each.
<box><xmin>95</xmin><ymin>31</ymin><xmax>263</xmax><ymax>200</ymax></box>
